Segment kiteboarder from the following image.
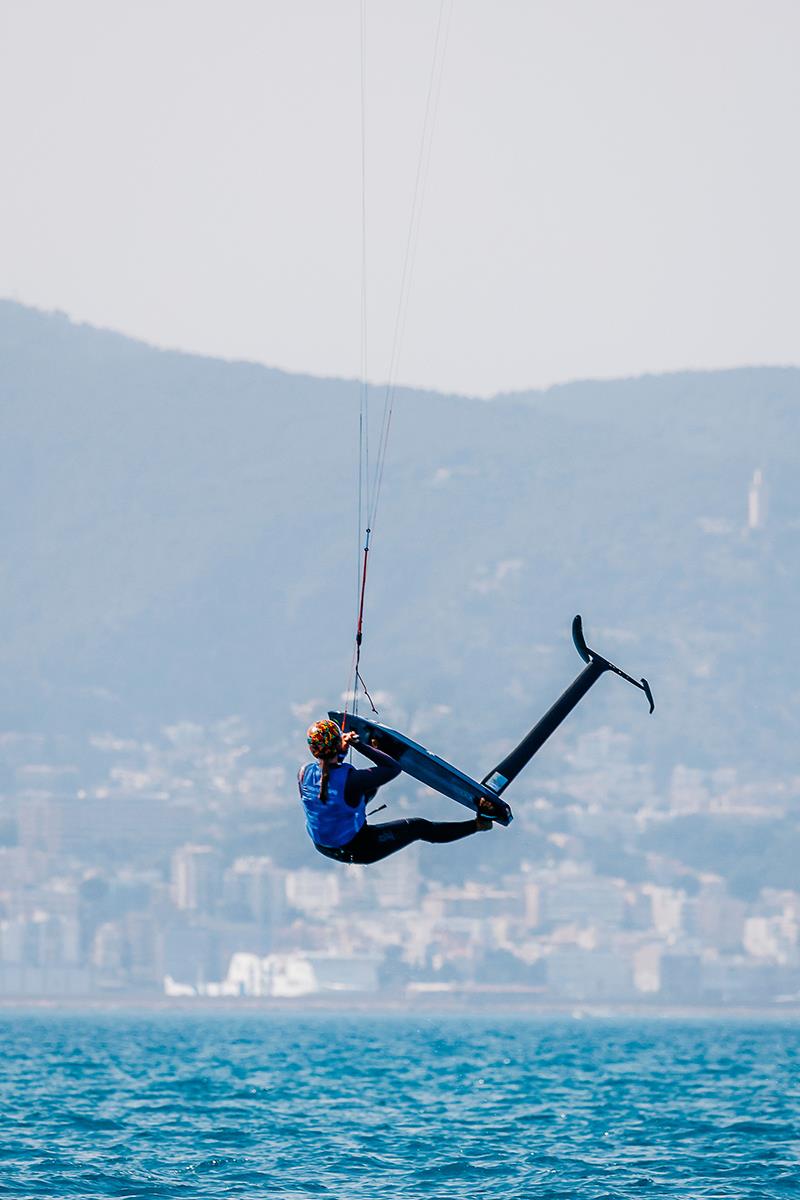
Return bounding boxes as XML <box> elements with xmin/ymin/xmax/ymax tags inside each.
<box><xmin>299</xmin><ymin>718</ymin><xmax>492</xmax><ymax>865</ymax></box>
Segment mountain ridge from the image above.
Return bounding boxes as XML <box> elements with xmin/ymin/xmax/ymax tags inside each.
<box><xmin>1</xmin><ymin>299</ymin><xmax>798</xmax><ymax>781</ymax></box>
<box><xmin>6</xmin><ymin>296</ymin><xmax>797</xmax><ymax>401</ymax></box>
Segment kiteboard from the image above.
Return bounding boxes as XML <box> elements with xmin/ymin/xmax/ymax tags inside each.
<box><xmin>329</xmin><ymin>615</ymin><xmax>654</xmax><ymax>829</ymax></box>
<box><xmin>327</xmin><ymin>710</ymin><xmax>514</xmax><ymax>826</ymax></box>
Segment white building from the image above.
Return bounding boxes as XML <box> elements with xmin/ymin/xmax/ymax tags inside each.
<box><xmin>172</xmin><ymin>844</ymin><xmax>222</xmax><ymax>913</ymax></box>
<box><xmin>92</xmin><ymin>921</ymin><xmax>125</xmax><ymax>971</ymax></box>
<box><xmin>371</xmin><ymin>844</ymin><xmax>420</xmax><ymax>909</ymax></box>
<box><xmin>285</xmin><ymin>869</ymin><xmax>340</xmax><ymax>917</ymax></box>
<box><xmin>0</xmin><ymin>913</ymin><xmax>81</xmax><ymax>968</ymax></box>
<box><xmin>168</xmin><ymin>951</ymin><xmax>380</xmax><ymax>998</ymax></box>
<box><xmin>747</xmin><ymin>468</ymin><xmax>768</xmax><ymax>530</ymax></box>
<box><xmin>743</xmin><ymin>914</ymin><xmax>798</xmax><ymax>965</ymax></box>
<box><xmin>226</xmin><ymin>952</ymin><xmax>318</xmax><ymax>998</ymax></box>
<box><xmin>225</xmin><ymin>856</ymin><xmax>284</xmax><ymax>925</ymax></box>
<box><xmin>545</xmin><ymin>948</ymin><xmax>633</xmax><ymax>1000</ymax></box>
<box><xmin>543</xmin><ymin>877</ymin><xmax>627</xmax><ymax>929</ymax></box>
<box><xmin>644</xmin><ymin>884</ymin><xmax>685</xmax><ymax>937</ymax></box>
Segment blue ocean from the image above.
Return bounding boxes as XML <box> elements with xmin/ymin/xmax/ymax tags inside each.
<box><xmin>0</xmin><ymin>1014</ymin><xmax>798</xmax><ymax>1198</ymax></box>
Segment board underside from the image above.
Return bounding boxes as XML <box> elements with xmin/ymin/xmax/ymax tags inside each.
<box><xmin>328</xmin><ymin>711</ymin><xmax>513</xmax><ymax>826</ymax></box>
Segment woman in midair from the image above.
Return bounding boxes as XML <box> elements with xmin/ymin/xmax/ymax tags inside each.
<box><xmin>299</xmin><ymin>719</ymin><xmax>492</xmax><ymax>865</ymax></box>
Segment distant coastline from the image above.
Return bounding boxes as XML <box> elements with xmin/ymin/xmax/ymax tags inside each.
<box><xmin>3</xmin><ymin>995</ymin><xmax>800</xmax><ymax>1020</ymax></box>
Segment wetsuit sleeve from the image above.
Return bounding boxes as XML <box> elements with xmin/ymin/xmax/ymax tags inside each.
<box><xmin>344</xmin><ymin>742</ymin><xmax>401</xmax><ymax>808</ymax></box>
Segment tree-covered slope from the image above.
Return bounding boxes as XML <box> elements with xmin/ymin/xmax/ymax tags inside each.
<box><xmin>1</xmin><ymin>300</ymin><xmax>797</xmax><ymax>778</ymax></box>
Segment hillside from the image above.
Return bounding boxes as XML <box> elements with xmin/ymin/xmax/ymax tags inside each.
<box><xmin>1</xmin><ymin>300</ymin><xmax>798</xmax><ymax>781</ymax></box>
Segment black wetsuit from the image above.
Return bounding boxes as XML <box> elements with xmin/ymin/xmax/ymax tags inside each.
<box><xmin>312</xmin><ymin>741</ymin><xmax>480</xmax><ymax>865</ymax></box>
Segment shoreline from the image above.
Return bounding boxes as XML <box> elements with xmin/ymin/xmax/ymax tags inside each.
<box><xmin>1</xmin><ymin>994</ymin><xmax>799</xmax><ymax>1019</ymax></box>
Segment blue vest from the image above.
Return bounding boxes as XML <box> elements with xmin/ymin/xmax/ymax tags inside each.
<box><xmin>298</xmin><ymin>761</ymin><xmax>365</xmax><ymax>849</ymax></box>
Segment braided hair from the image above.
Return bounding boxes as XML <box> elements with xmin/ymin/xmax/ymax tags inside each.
<box><xmin>306</xmin><ymin>719</ymin><xmax>343</xmax><ymax>805</ymax></box>
<box><xmin>318</xmin><ymin>756</ymin><xmax>332</xmax><ymax>804</ymax></box>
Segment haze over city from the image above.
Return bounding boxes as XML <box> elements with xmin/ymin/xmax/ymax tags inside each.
<box><xmin>1</xmin><ymin>301</ymin><xmax>798</xmax><ymax>1007</ymax></box>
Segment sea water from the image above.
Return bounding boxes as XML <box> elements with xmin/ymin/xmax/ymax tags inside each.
<box><xmin>0</xmin><ymin>1013</ymin><xmax>798</xmax><ymax>1198</ymax></box>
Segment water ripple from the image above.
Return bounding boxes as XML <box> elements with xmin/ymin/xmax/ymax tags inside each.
<box><xmin>0</xmin><ymin>1015</ymin><xmax>799</xmax><ymax>1197</ymax></box>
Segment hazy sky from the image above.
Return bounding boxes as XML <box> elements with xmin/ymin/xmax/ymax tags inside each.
<box><xmin>1</xmin><ymin>0</ymin><xmax>798</xmax><ymax>395</ymax></box>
